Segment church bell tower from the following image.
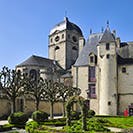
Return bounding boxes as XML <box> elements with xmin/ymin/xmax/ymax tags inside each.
<box><xmin>48</xmin><ymin>17</ymin><xmax>83</xmax><ymax>70</ymax></box>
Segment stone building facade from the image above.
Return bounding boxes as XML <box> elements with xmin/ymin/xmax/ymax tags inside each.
<box><xmin>1</xmin><ymin>17</ymin><xmax>133</xmax><ymax>116</ymax></box>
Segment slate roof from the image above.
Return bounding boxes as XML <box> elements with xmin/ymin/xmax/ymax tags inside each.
<box><xmin>74</xmin><ymin>33</ymin><xmax>103</xmax><ymax>66</ymax></box>
<box><xmin>117</xmin><ymin>55</ymin><xmax>133</xmax><ymax>65</ymax></box>
<box><xmin>50</xmin><ymin>17</ymin><xmax>83</xmax><ymax>36</ymax></box>
<box><xmin>99</xmin><ymin>27</ymin><xmax>115</xmax><ymax>43</ymax></box>
<box><xmin>16</xmin><ymin>55</ymin><xmax>57</xmax><ymax>68</ymax></box>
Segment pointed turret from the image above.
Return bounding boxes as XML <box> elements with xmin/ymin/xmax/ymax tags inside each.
<box><xmin>100</xmin><ymin>23</ymin><xmax>115</xmax><ymax>43</ymax></box>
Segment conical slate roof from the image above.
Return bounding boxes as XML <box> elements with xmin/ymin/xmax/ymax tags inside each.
<box><xmin>16</xmin><ymin>55</ymin><xmax>56</xmax><ymax>67</ymax></box>
<box><xmin>99</xmin><ymin>27</ymin><xmax>115</xmax><ymax>43</ymax></box>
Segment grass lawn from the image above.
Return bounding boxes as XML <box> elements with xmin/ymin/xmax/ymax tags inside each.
<box><xmin>102</xmin><ymin>116</ymin><xmax>133</xmax><ymax>129</ymax></box>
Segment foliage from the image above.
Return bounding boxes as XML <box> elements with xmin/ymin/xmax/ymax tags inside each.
<box><xmin>66</xmin><ymin>96</ymin><xmax>88</xmax><ymax>131</ymax></box>
<box><xmin>8</xmin><ymin>112</ymin><xmax>28</xmax><ymax>125</ymax></box>
<box><xmin>64</xmin><ymin>118</ymin><xmax>109</xmax><ymax>132</ymax></box>
<box><xmin>87</xmin><ymin>110</ymin><xmax>95</xmax><ymax>118</ymax></box>
<box><xmin>25</xmin><ymin>121</ymin><xmax>39</xmax><ymax>133</ymax></box>
<box><xmin>0</xmin><ymin>66</ymin><xmax>24</xmax><ymax>113</ymax></box>
<box><xmin>71</xmin><ymin>111</ymin><xmax>81</xmax><ymax>120</ymax></box>
<box><xmin>25</xmin><ymin>121</ymin><xmax>66</xmax><ymax>133</ymax></box>
<box><xmin>57</xmin><ymin>82</ymin><xmax>81</xmax><ymax>117</ymax></box>
<box><xmin>32</xmin><ymin>110</ymin><xmax>48</xmax><ymax>122</ymax></box>
<box><xmin>0</xmin><ymin>124</ymin><xmax>14</xmax><ymax>132</ymax></box>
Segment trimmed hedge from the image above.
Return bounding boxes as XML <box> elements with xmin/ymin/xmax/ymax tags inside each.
<box><xmin>8</xmin><ymin>112</ymin><xmax>28</xmax><ymax>125</ymax></box>
<box><xmin>32</xmin><ymin>110</ymin><xmax>48</xmax><ymax>122</ymax></box>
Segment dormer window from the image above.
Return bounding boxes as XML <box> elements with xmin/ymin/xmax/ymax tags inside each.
<box><xmin>106</xmin><ymin>43</ymin><xmax>110</xmax><ymax>50</ymax></box>
<box><xmin>90</xmin><ymin>56</ymin><xmax>94</xmax><ymax>63</ymax></box>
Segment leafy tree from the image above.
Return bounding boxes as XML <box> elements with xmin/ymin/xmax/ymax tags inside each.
<box><xmin>0</xmin><ymin>66</ymin><xmax>24</xmax><ymax>113</ymax></box>
<box><xmin>43</xmin><ymin>80</ymin><xmax>59</xmax><ymax>119</ymax></box>
<box><xmin>58</xmin><ymin>83</ymin><xmax>81</xmax><ymax>117</ymax></box>
<box><xmin>23</xmin><ymin>74</ymin><xmax>44</xmax><ymax>111</ymax></box>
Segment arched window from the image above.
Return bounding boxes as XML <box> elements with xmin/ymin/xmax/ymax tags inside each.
<box><xmin>30</xmin><ymin>69</ymin><xmax>37</xmax><ymax>81</ymax></box>
<box><xmin>55</xmin><ymin>46</ymin><xmax>60</xmax><ymax>51</ymax></box>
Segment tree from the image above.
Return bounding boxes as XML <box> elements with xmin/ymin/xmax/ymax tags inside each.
<box><xmin>23</xmin><ymin>74</ymin><xmax>45</xmax><ymax>111</ymax></box>
<box><xmin>58</xmin><ymin>83</ymin><xmax>81</xmax><ymax>117</ymax></box>
<box><xmin>0</xmin><ymin>66</ymin><xmax>24</xmax><ymax>113</ymax></box>
<box><xmin>43</xmin><ymin>80</ymin><xmax>59</xmax><ymax>119</ymax></box>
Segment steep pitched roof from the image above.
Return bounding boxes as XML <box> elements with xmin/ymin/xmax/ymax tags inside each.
<box><xmin>99</xmin><ymin>27</ymin><xmax>115</xmax><ymax>43</ymax></box>
<box><xmin>74</xmin><ymin>33</ymin><xmax>103</xmax><ymax>66</ymax></box>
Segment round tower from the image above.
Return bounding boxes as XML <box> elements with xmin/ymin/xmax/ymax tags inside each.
<box><xmin>97</xmin><ymin>27</ymin><xmax>118</xmax><ymax>115</ymax></box>
<box><xmin>48</xmin><ymin>17</ymin><xmax>83</xmax><ymax>70</ymax></box>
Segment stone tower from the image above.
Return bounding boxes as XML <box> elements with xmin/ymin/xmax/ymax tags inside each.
<box><xmin>48</xmin><ymin>17</ymin><xmax>83</xmax><ymax>70</ymax></box>
<box><xmin>97</xmin><ymin>26</ymin><xmax>118</xmax><ymax>115</ymax></box>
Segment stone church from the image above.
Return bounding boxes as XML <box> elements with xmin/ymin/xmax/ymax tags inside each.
<box><xmin>16</xmin><ymin>17</ymin><xmax>133</xmax><ymax>116</ymax></box>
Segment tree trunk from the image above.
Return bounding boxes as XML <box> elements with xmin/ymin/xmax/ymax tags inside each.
<box><xmin>12</xmin><ymin>97</ymin><xmax>16</xmax><ymax>113</ymax></box>
<box><xmin>62</xmin><ymin>100</ymin><xmax>66</xmax><ymax>117</ymax></box>
<box><xmin>50</xmin><ymin>102</ymin><xmax>54</xmax><ymax>119</ymax></box>
<box><xmin>35</xmin><ymin>99</ymin><xmax>39</xmax><ymax>111</ymax></box>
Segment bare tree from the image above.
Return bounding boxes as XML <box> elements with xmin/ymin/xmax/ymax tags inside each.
<box><xmin>43</xmin><ymin>80</ymin><xmax>59</xmax><ymax>119</ymax></box>
<box><xmin>58</xmin><ymin>83</ymin><xmax>81</xmax><ymax>117</ymax></box>
<box><xmin>23</xmin><ymin>74</ymin><xmax>45</xmax><ymax>111</ymax></box>
<box><xmin>0</xmin><ymin>66</ymin><xmax>24</xmax><ymax>113</ymax></box>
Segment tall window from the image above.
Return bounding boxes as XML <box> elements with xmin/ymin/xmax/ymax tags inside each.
<box><xmin>88</xmin><ymin>84</ymin><xmax>96</xmax><ymax>98</ymax></box>
<box><xmin>89</xmin><ymin>66</ymin><xmax>96</xmax><ymax>82</ymax></box>
<box><xmin>106</xmin><ymin>43</ymin><xmax>110</xmax><ymax>50</ymax></box>
<box><xmin>90</xmin><ymin>56</ymin><xmax>94</xmax><ymax>63</ymax></box>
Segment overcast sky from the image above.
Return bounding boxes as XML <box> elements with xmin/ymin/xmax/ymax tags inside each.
<box><xmin>0</xmin><ymin>0</ymin><xmax>133</xmax><ymax>69</ymax></box>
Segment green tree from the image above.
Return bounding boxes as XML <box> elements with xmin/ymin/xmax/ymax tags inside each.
<box><xmin>0</xmin><ymin>66</ymin><xmax>24</xmax><ymax>113</ymax></box>
<box><xmin>43</xmin><ymin>80</ymin><xmax>59</xmax><ymax>119</ymax></box>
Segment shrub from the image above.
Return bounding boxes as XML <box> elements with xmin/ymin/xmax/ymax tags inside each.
<box><xmin>87</xmin><ymin>110</ymin><xmax>95</xmax><ymax>118</ymax></box>
<box><xmin>8</xmin><ymin>112</ymin><xmax>28</xmax><ymax>125</ymax></box>
<box><xmin>71</xmin><ymin>111</ymin><xmax>81</xmax><ymax>120</ymax></box>
<box><xmin>25</xmin><ymin>121</ymin><xmax>39</xmax><ymax>133</ymax></box>
<box><xmin>32</xmin><ymin>110</ymin><xmax>48</xmax><ymax>122</ymax></box>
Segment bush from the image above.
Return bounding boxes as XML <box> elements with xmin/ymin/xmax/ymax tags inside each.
<box><xmin>0</xmin><ymin>124</ymin><xmax>14</xmax><ymax>132</ymax></box>
<box><xmin>71</xmin><ymin>111</ymin><xmax>81</xmax><ymax>120</ymax></box>
<box><xmin>8</xmin><ymin>112</ymin><xmax>28</xmax><ymax>125</ymax></box>
<box><xmin>87</xmin><ymin>110</ymin><xmax>95</xmax><ymax>118</ymax></box>
<box><xmin>32</xmin><ymin>110</ymin><xmax>48</xmax><ymax>122</ymax></box>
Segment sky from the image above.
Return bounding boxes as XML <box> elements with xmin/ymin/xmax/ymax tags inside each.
<box><xmin>0</xmin><ymin>0</ymin><xmax>133</xmax><ymax>69</ymax></box>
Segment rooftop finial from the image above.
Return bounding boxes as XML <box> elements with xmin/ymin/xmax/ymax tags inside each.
<box><xmin>90</xmin><ymin>28</ymin><xmax>92</xmax><ymax>34</ymax></box>
<box><xmin>107</xmin><ymin>20</ymin><xmax>109</xmax><ymax>28</ymax></box>
<box><xmin>64</xmin><ymin>11</ymin><xmax>68</xmax><ymax>21</ymax></box>
<box><xmin>101</xmin><ymin>27</ymin><xmax>104</xmax><ymax>33</ymax></box>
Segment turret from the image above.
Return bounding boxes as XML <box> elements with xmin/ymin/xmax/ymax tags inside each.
<box><xmin>97</xmin><ymin>25</ymin><xmax>118</xmax><ymax>115</ymax></box>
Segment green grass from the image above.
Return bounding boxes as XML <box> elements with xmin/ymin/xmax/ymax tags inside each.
<box><xmin>103</xmin><ymin>116</ymin><xmax>133</xmax><ymax>129</ymax></box>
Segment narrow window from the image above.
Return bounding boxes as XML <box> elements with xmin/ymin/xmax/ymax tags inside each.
<box><xmin>90</xmin><ymin>56</ymin><xmax>94</xmax><ymax>63</ymax></box>
<box><xmin>106</xmin><ymin>43</ymin><xmax>110</xmax><ymax>50</ymax></box>
<box><xmin>106</xmin><ymin>54</ymin><xmax>110</xmax><ymax>59</ymax></box>
<box><xmin>108</xmin><ymin>101</ymin><xmax>111</xmax><ymax>106</ymax></box>
<box><xmin>88</xmin><ymin>84</ymin><xmax>96</xmax><ymax>98</ymax></box>
<box><xmin>89</xmin><ymin>66</ymin><xmax>96</xmax><ymax>82</ymax></box>
<box><xmin>51</xmin><ymin>38</ymin><xmax>53</xmax><ymax>43</ymax></box>
<box><xmin>62</xmin><ymin>34</ymin><xmax>64</xmax><ymax>39</ymax></box>
<box><xmin>72</xmin><ymin>46</ymin><xmax>77</xmax><ymax>50</ymax></box>
<box><xmin>122</xmin><ymin>67</ymin><xmax>126</xmax><ymax>73</ymax></box>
